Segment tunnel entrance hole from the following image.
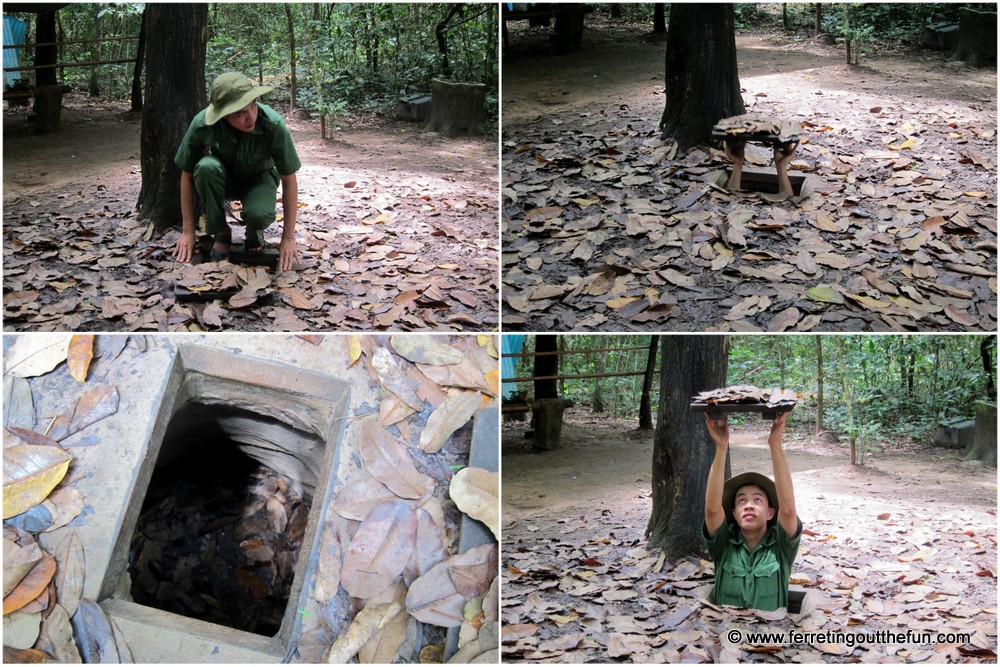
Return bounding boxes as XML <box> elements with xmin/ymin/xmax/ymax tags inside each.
<box><xmin>100</xmin><ymin>345</ymin><xmax>349</xmax><ymax>654</ymax></box>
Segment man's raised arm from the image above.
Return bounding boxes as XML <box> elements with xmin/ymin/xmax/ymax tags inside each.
<box><xmin>704</xmin><ymin>414</ymin><xmax>729</xmax><ymax>538</ymax></box>
<box><xmin>768</xmin><ymin>412</ymin><xmax>797</xmax><ymax>535</ymax></box>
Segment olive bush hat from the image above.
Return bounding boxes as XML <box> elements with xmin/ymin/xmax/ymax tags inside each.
<box><xmin>205</xmin><ymin>72</ymin><xmax>274</xmax><ymax>125</ymax></box>
<box><xmin>723</xmin><ymin>472</ymin><xmax>778</xmax><ymax>526</ymax></box>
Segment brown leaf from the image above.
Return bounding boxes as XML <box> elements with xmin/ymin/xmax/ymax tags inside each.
<box><xmin>419</xmin><ymin>392</ymin><xmax>482</xmax><ymax>453</ymax></box>
<box><xmin>358</xmin><ymin>582</ymin><xmax>409</xmax><ymax>664</ymax></box>
<box><xmin>35</xmin><ymin>603</ymin><xmax>81</xmax><ymax>662</ymax></box>
<box><xmin>4</xmin><ymin>376</ymin><xmax>35</xmax><ymax>432</ymax></box>
<box><xmin>331</xmin><ymin>476</ymin><xmax>398</xmax><ymax>521</ymax></box>
<box><xmin>3</xmin><ymin>539</ymin><xmax>43</xmax><ymax>597</ymax></box>
<box><xmin>449</xmin><ymin>467</ymin><xmax>499</xmax><ymax>540</ymax></box>
<box><xmin>266</xmin><ymin>495</ymin><xmax>287</xmax><ymax>533</ymax></box>
<box><xmin>380</xmin><ymin>394</ymin><xmax>416</xmax><ymax>426</ymax></box>
<box><xmin>4</xmin><ymin>427</ymin><xmax>60</xmax><ymax>449</ymax></box>
<box><xmin>358</xmin><ymin>418</ymin><xmax>432</xmax><ymax>500</ymax></box>
<box><xmin>767</xmin><ymin>306</ymin><xmax>800</xmax><ymax>332</ymax></box>
<box><xmin>2</xmin><ymin>647</ymin><xmax>51</xmax><ymax>663</ymax></box>
<box><xmin>3</xmin><ymin>611</ymin><xmax>41</xmax><ymax>650</ymax></box>
<box><xmin>342</xmin><ymin>500</ymin><xmax>418</xmax><ymax>599</ymax></box>
<box><xmin>3</xmin><ymin>445</ymin><xmax>72</xmax><ymax>519</ymax></box>
<box><xmin>406</xmin><ymin>507</ymin><xmax>448</xmax><ymax>583</ymax></box>
<box><xmin>371</xmin><ymin>347</ymin><xmax>423</xmax><ymax>410</ymax></box>
<box><xmin>52</xmin><ymin>532</ymin><xmax>84</xmax><ymax>617</ymax></box>
<box><xmin>2</xmin><ymin>554</ymin><xmax>55</xmax><ymax>615</ymax></box>
<box><xmin>66</xmin><ymin>335</ymin><xmax>95</xmax><ymax>383</ymax></box>
<box><xmin>68</xmin><ymin>384</ymin><xmax>118</xmax><ymax>436</ymax></box>
<box><xmin>406</xmin><ymin>543</ymin><xmax>498</xmax><ymax>627</ymax></box>
<box><xmin>524</xmin><ymin>206</ymin><xmax>562</xmax><ymax>222</ymax></box>
<box><xmin>5</xmin><ymin>335</ymin><xmax>72</xmax><ymax>378</ymax></box>
<box><xmin>228</xmin><ymin>286</ymin><xmax>259</xmax><ymax>309</ymax></box>
<box><xmin>200</xmin><ymin>302</ymin><xmax>224</xmax><ymax>328</ymax></box>
<box><xmin>944</xmin><ymin>305</ymin><xmax>979</xmax><ymax>327</ymax></box>
<box><xmin>314</xmin><ymin>518</ymin><xmax>347</xmax><ymax>603</ymax></box>
<box><xmin>391</xmin><ymin>335</ymin><xmax>464</xmax><ymax>366</ymax></box>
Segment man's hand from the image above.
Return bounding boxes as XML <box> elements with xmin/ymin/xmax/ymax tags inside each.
<box><xmin>724</xmin><ymin>139</ymin><xmax>746</xmax><ymax>164</ymax></box>
<box><xmin>173</xmin><ymin>229</ymin><xmax>197</xmax><ymax>263</ymax></box>
<box><xmin>768</xmin><ymin>411</ymin><xmax>788</xmax><ymax>447</ymax></box>
<box><xmin>704</xmin><ymin>413</ymin><xmax>730</xmax><ymax>450</ymax></box>
<box><xmin>773</xmin><ymin>142</ymin><xmax>797</xmax><ymax>168</ymax></box>
<box><xmin>278</xmin><ymin>237</ymin><xmax>297</xmax><ymax>272</ymax></box>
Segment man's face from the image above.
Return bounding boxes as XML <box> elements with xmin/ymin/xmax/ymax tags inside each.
<box><xmin>224</xmin><ymin>100</ymin><xmax>258</xmax><ymax>133</ymax></box>
<box><xmin>734</xmin><ymin>484</ymin><xmax>774</xmax><ymax>531</ymax></box>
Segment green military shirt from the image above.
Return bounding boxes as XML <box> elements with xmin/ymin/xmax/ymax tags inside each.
<box><xmin>703</xmin><ymin>517</ymin><xmax>802</xmax><ymax>611</ymax></box>
<box><xmin>174</xmin><ymin>103</ymin><xmax>301</xmax><ymax>179</ymax></box>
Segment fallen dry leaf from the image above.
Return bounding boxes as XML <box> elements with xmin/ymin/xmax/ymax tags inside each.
<box><xmin>3</xmin><ymin>445</ymin><xmax>72</xmax><ymax>519</ymax></box>
<box><xmin>358</xmin><ymin>417</ymin><xmax>433</xmax><ymax>500</ymax></box>
<box><xmin>449</xmin><ymin>467</ymin><xmax>499</xmax><ymax>540</ymax></box>
<box><xmin>419</xmin><ymin>392</ymin><xmax>482</xmax><ymax>453</ymax></box>
<box><xmin>66</xmin><ymin>335</ymin><xmax>95</xmax><ymax>383</ymax></box>
<box><xmin>341</xmin><ymin>500</ymin><xmax>417</xmax><ymax>599</ymax></box>
<box><xmin>5</xmin><ymin>334</ymin><xmax>72</xmax><ymax>378</ymax></box>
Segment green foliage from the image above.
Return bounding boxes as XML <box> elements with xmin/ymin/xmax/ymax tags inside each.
<box><xmin>9</xmin><ymin>3</ymin><xmax>498</xmax><ymax>124</ymax></box>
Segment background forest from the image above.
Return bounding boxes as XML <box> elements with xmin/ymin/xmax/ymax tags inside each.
<box><xmin>5</xmin><ymin>2</ymin><xmax>498</xmax><ymax>125</ymax></box>
<box><xmin>507</xmin><ymin>335</ymin><xmax>996</xmax><ymax>450</ymax></box>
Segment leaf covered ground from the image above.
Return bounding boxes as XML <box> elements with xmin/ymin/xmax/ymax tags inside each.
<box><xmin>500</xmin><ymin>410</ymin><xmax>997</xmax><ymax>663</ymax></box>
<box><xmin>3</xmin><ymin>334</ymin><xmax>500</xmax><ymax>663</ymax></box>
<box><xmin>502</xmin><ymin>22</ymin><xmax>997</xmax><ymax>331</ymax></box>
<box><xmin>3</xmin><ymin>97</ymin><xmax>499</xmax><ymax>332</ymax></box>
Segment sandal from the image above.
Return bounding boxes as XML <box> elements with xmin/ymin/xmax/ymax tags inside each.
<box><xmin>209</xmin><ymin>229</ymin><xmax>232</xmax><ymax>261</ymax></box>
<box><xmin>245</xmin><ymin>229</ymin><xmax>266</xmax><ymax>254</ymax></box>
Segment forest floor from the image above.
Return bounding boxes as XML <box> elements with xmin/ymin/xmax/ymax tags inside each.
<box><xmin>502</xmin><ymin>18</ymin><xmax>997</xmax><ymax>332</ymax></box>
<box><xmin>2</xmin><ymin>97</ymin><xmax>498</xmax><ymax>332</ymax></box>
<box><xmin>500</xmin><ymin>409</ymin><xmax>998</xmax><ymax>663</ymax></box>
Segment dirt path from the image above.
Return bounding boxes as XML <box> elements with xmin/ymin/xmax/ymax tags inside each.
<box><xmin>501</xmin><ymin>21</ymin><xmax>997</xmax><ymax>332</ymax></box>
<box><xmin>501</xmin><ymin>410</ymin><xmax>997</xmax><ymax>662</ymax></box>
<box><xmin>3</xmin><ymin>97</ymin><xmax>498</xmax><ymax>331</ymax></box>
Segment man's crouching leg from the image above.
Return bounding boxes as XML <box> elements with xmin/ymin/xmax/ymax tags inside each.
<box><xmin>240</xmin><ymin>170</ymin><xmax>280</xmax><ymax>252</ymax></box>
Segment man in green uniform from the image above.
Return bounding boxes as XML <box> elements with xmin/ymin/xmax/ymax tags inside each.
<box><xmin>172</xmin><ymin>72</ymin><xmax>302</xmax><ymax>271</ymax></box>
<box><xmin>703</xmin><ymin>412</ymin><xmax>802</xmax><ymax>611</ymax></box>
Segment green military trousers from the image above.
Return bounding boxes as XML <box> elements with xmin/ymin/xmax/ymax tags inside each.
<box><xmin>192</xmin><ymin>155</ymin><xmax>280</xmax><ymax>237</ymax></box>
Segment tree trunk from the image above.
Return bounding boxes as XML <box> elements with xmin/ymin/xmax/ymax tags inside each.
<box><xmin>592</xmin><ymin>351</ymin><xmax>606</xmax><ymax>414</ymax></box>
<box><xmin>285</xmin><ymin>4</ymin><xmax>298</xmax><ymax>110</ymax></box>
<box><xmin>610</xmin><ymin>4</ymin><xmax>622</xmax><ymax>19</ymax></box>
<box><xmin>837</xmin><ymin>338</ymin><xmax>858</xmax><ymax>466</ymax></box>
<box><xmin>552</xmin><ymin>5</ymin><xmax>588</xmax><ymax>54</ymax></box>
<box><xmin>814</xmin><ymin>3</ymin><xmax>822</xmax><ymax>37</ymax></box>
<box><xmin>638</xmin><ymin>336</ymin><xmax>658</xmax><ymax>430</ymax></box>
<box><xmin>130</xmin><ymin>8</ymin><xmax>146</xmax><ymax>112</ymax></box>
<box><xmin>533</xmin><ymin>336</ymin><xmax>558</xmax><ymax>400</ymax></box>
<box><xmin>981</xmin><ymin>336</ymin><xmax>995</xmax><ymax>396</ymax></box>
<box><xmin>966</xmin><ymin>401</ymin><xmax>997</xmax><ymax>467</ymax></box>
<box><xmin>646</xmin><ymin>336</ymin><xmax>729</xmax><ymax>560</ymax></box>
<box><xmin>659</xmin><ymin>3</ymin><xmax>745</xmax><ymax>151</ymax></box>
<box><xmin>814</xmin><ymin>335</ymin><xmax>824</xmax><ymax>435</ymax></box>
<box><xmin>950</xmin><ymin>8</ymin><xmax>997</xmax><ymax>68</ymax></box>
<box><xmin>34</xmin><ymin>11</ymin><xmax>58</xmax><ymax>87</ymax></box>
<box><xmin>652</xmin><ymin>4</ymin><xmax>666</xmax><ymax>34</ymax></box>
<box><xmin>423</xmin><ymin>79</ymin><xmax>485</xmax><ymax>137</ymax></box>
<box><xmin>136</xmin><ymin>4</ymin><xmax>208</xmax><ymax>232</ymax></box>
<box><xmin>435</xmin><ymin>4</ymin><xmax>464</xmax><ymax>79</ymax></box>
<box><xmin>782</xmin><ymin>3</ymin><xmax>789</xmax><ymax>30</ymax></box>
<box><xmin>89</xmin><ymin>4</ymin><xmax>104</xmax><ymax>97</ymax></box>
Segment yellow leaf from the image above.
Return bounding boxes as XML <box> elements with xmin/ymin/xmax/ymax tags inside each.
<box><xmin>449</xmin><ymin>467</ymin><xmax>499</xmax><ymax>540</ymax></box>
<box><xmin>484</xmin><ymin>369</ymin><xmax>499</xmax><ymax>398</ymax></box>
<box><xmin>3</xmin><ymin>446</ymin><xmax>72</xmax><ymax>519</ymax></box>
<box><xmin>347</xmin><ymin>335</ymin><xmax>363</xmax><ymax>367</ymax></box>
<box><xmin>888</xmin><ymin>138</ymin><xmax>916</xmax><ymax>150</ymax></box>
<box><xmin>66</xmin><ymin>335</ymin><xmax>95</xmax><ymax>383</ymax></box>
<box><xmin>964</xmin><ymin>191</ymin><xmax>987</xmax><ymax>198</ymax></box>
<box><xmin>606</xmin><ymin>297</ymin><xmax>638</xmax><ymax>309</ymax></box>
<box><xmin>419</xmin><ymin>392</ymin><xmax>482</xmax><ymax>453</ymax></box>
<box><xmin>478</xmin><ymin>336</ymin><xmax>498</xmax><ymax>358</ymax></box>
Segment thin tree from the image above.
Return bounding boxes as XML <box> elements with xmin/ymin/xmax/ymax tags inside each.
<box><xmin>136</xmin><ymin>4</ymin><xmax>208</xmax><ymax>232</ymax></box>
<box><xmin>638</xmin><ymin>336</ymin><xmax>658</xmax><ymax>430</ymax></box>
<box><xmin>659</xmin><ymin>3</ymin><xmax>744</xmax><ymax>151</ymax></box>
<box><xmin>652</xmin><ymin>4</ymin><xmax>666</xmax><ymax>34</ymax></box>
<box><xmin>533</xmin><ymin>335</ymin><xmax>559</xmax><ymax>400</ymax></box>
<box><xmin>130</xmin><ymin>8</ymin><xmax>145</xmax><ymax>112</ymax></box>
<box><xmin>814</xmin><ymin>335</ymin><xmax>824</xmax><ymax>435</ymax></box>
<box><xmin>285</xmin><ymin>4</ymin><xmax>298</xmax><ymax>110</ymax></box>
<box><xmin>646</xmin><ymin>336</ymin><xmax>729</xmax><ymax>559</ymax></box>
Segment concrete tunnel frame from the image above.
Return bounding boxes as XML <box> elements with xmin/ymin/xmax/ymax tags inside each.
<box><xmin>96</xmin><ymin>344</ymin><xmax>350</xmax><ymax>661</ymax></box>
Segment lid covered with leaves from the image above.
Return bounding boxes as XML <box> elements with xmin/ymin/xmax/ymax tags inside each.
<box><xmin>690</xmin><ymin>384</ymin><xmax>798</xmax><ymax>412</ymax></box>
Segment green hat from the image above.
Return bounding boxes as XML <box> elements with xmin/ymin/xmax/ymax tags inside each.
<box><xmin>205</xmin><ymin>72</ymin><xmax>273</xmax><ymax>125</ymax></box>
<box><xmin>723</xmin><ymin>472</ymin><xmax>778</xmax><ymax>526</ymax></box>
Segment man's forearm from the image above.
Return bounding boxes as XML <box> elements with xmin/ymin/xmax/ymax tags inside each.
<box><xmin>280</xmin><ymin>173</ymin><xmax>298</xmax><ymax>240</ymax></box>
<box><xmin>704</xmin><ymin>446</ymin><xmax>728</xmax><ymax>534</ymax></box>
<box><xmin>769</xmin><ymin>441</ymin><xmax>796</xmax><ymax>518</ymax></box>
<box><xmin>180</xmin><ymin>172</ymin><xmax>197</xmax><ymax>232</ymax></box>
